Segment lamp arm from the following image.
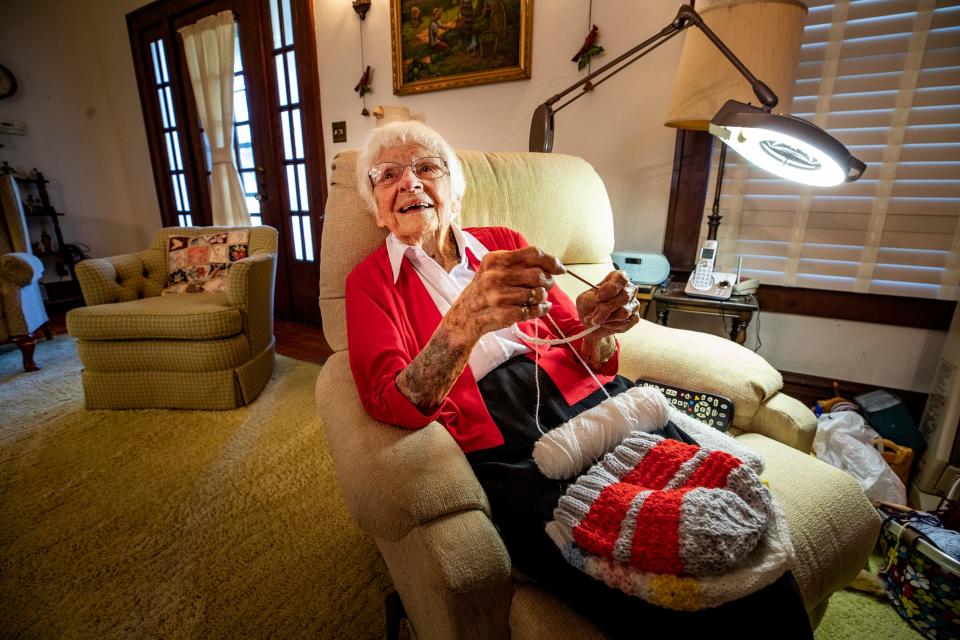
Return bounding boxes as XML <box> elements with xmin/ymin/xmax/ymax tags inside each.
<box><xmin>530</xmin><ymin>4</ymin><xmax>781</xmax><ymax>152</ymax></box>
<box><xmin>546</xmin><ymin>21</ymin><xmax>682</xmax><ymax>111</ymax></box>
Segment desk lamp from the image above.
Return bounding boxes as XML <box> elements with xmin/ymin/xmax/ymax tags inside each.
<box><xmin>529</xmin><ymin>3</ymin><xmax>865</xmax><ymax>188</ymax></box>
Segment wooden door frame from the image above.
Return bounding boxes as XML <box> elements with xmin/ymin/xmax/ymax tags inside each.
<box><xmin>128</xmin><ymin>4</ymin><xmax>214</xmax><ymax>229</ymax></box>
<box><xmin>249</xmin><ymin>0</ymin><xmax>326</xmax><ymax>322</ymax></box>
<box><xmin>127</xmin><ymin>0</ymin><xmax>327</xmax><ymax>324</ymax></box>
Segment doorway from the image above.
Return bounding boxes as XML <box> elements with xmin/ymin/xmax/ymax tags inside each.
<box><xmin>128</xmin><ymin>0</ymin><xmax>326</xmax><ymax>324</ymax></box>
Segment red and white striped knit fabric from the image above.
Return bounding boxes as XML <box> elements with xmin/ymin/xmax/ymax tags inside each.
<box><xmin>547</xmin><ymin>431</ymin><xmax>795</xmax><ymax>611</ymax></box>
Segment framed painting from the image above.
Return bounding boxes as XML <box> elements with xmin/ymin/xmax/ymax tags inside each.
<box><xmin>390</xmin><ymin>0</ymin><xmax>534</xmax><ymax>96</ymax></box>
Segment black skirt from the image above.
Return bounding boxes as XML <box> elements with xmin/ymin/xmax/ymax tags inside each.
<box><xmin>469</xmin><ymin>355</ymin><xmax>812</xmax><ymax>639</ymax></box>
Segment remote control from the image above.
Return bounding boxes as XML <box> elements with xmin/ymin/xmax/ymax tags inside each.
<box><xmin>635</xmin><ymin>379</ymin><xmax>735</xmax><ymax>432</ymax></box>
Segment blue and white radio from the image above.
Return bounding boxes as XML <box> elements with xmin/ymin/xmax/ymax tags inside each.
<box><xmin>610</xmin><ymin>251</ymin><xmax>670</xmax><ymax>286</ymax></box>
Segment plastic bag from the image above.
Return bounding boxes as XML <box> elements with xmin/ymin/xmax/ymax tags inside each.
<box><xmin>814</xmin><ymin>412</ymin><xmax>906</xmax><ymax>504</ymax></box>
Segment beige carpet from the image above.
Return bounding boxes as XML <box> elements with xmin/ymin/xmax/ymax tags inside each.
<box><xmin>0</xmin><ymin>337</ymin><xmax>921</xmax><ymax>639</ymax></box>
<box><xmin>0</xmin><ymin>337</ymin><xmax>393</xmax><ymax>639</ymax></box>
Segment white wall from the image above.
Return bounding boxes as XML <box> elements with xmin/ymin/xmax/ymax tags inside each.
<box><xmin>676</xmin><ymin>311</ymin><xmax>947</xmax><ymax>391</ymax></box>
<box><xmin>0</xmin><ymin>0</ymin><xmax>161</xmax><ymax>257</ymax></box>
<box><xmin>315</xmin><ymin>1</ymin><xmax>680</xmax><ymax>253</ymax></box>
<box><xmin>0</xmin><ymin>0</ymin><xmax>946</xmax><ymax>393</ymax></box>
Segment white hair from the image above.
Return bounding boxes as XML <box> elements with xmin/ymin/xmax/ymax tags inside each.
<box><xmin>355</xmin><ymin>120</ymin><xmax>466</xmax><ymax>217</ymax></box>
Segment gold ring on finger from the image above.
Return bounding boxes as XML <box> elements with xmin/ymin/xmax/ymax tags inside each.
<box><xmin>527</xmin><ymin>289</ymin><xmax>538</xmax><ymax>305</ymax></box>
<box><xmin>522</xmin><ymin>305</ymin><xmax>530</xmax><ymax>320</ymax></box>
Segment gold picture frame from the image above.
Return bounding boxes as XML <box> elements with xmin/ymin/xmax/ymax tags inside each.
<box><xmin>390</xmin><ymin>0</ymin><xmax>534</xmax><ymax>96</ymax></box>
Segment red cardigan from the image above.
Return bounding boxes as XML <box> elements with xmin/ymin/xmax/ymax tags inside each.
<box><xmin>346</xmin><ymin>226</ymin><xmax>619</xmax><ymax>453</ymax></box>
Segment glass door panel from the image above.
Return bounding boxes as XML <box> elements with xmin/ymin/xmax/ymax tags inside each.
<box><xmin>268</xmin><ymin>0</ymin><xmax>314</xmax><ymax>265</ymax></box>
<box><xmin>149</xmin><ymin>38</ymin><xmax>193</xmax><ymax>227</ymax></box>
<box><xmin>230</xmin><ymin>29</ymin><xmax>262</xmax><ymax>227</ymax></box>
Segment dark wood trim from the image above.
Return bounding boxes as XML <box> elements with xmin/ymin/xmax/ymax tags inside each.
<box><xmin>663</xmin><ymin>129</ymin><xmax>713</xmax><ymax>272</ymax></box>
<box><xmin>667</xmin><ymin>270</ymin><xmax>955</xmax><ymax>331</ymax></box>
<box><xmin>780</xmin><ymin>370</ymin><xmax>928</xmax><ymax>426</ymax></box>
<box><xmin>294</xmin><ymin>0</ymin><xmax>328</xmax><ymax>250</ymax></box>
<box><xmin>282</xmin><ymin>0</ymin><xmax>325</xmax><ymax>324</ymax></box>
<box><xmin>758</xmin><ymin>285</ymin><xmax>955</xmax><ymax>331</ymax></box>
<box><xmin>127</xmin><ymin>20</ymin><xmax>176</xmax><ymax>227</ymax></box>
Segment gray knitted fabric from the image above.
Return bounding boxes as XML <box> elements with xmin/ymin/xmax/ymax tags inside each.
<box><xmin>551</xmin><ymin>431</ymin><xmax>770</xmax><ymax>577</ymax></box>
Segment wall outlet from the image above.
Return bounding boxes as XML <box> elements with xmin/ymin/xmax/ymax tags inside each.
<box><xmin>332</xmin><ymin>121</ymin><xmax>346</xmax><ymax>143</ymax></box>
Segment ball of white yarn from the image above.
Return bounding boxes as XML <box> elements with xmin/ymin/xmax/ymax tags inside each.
<box><xmin>533</xmin><ymin>386</ymin><xmax>672</xmax><ymax>480</ymax></box>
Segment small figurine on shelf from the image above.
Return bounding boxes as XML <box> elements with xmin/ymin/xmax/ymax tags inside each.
<box><xmin>41</xmin><ymin>228</ymin><xmax>53</xmax><ymax>254</ymax></box>
<box><xmin>24</xmin><ymin>194</ymin><xmax>41</xmax><ymax>213</ymax></box>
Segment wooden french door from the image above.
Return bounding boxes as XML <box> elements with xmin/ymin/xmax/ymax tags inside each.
<box><xmin>128</xmin><ymin>0</ymin><xmax>326</xmax><ymax>324</ymax></box>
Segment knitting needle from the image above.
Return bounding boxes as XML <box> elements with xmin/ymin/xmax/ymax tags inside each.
<box><xmin>564</xmin><ymin>268</ymin><xmax>599</xmax><ymax>291</ymax></box>
<box><xmin>564</xmin><ymin>267</ymin><xmax>639</xmax><ymax>305</ymax></box>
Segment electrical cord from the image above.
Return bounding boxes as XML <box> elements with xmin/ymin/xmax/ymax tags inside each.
<box><xmin>753</xmin><ymin>297</ymin><xmax>763</xmax><ymax>353</ymax></box>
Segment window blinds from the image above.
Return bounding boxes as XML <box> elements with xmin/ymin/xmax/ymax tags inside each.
<box><xmin>704</xmin><ymin>0</ymin><xmax>960</xmax><ymax>300</ymax></box>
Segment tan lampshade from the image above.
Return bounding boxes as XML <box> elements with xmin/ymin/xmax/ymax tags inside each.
<box><xmin>665</xmin><ymin>0</ymin><xmax>808</xmax><ymax>131</ymax></box>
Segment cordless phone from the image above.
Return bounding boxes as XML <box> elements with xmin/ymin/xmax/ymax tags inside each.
<box><xmin>684</xmin><ymin>240</ymin><xmax>734</xmax><ymax>300</ymax></box>
<box><xmin>691</xmin><ymin>240</ymin><xmax>718</xmax><ymax>291</ymax></box>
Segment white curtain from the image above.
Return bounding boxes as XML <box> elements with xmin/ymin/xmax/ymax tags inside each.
<box><xmin>179</xmin><ymin>10</ymin><xmax>250</xmax><ymax>226</ymax></box>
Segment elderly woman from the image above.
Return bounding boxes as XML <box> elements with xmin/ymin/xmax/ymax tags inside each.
<box><xmin>346</xmin><ymin>121</ymin><xmax>811</xmax><ymax>638</ymax></box>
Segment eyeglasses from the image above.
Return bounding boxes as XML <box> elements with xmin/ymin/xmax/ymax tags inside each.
<box><xmin>368</xmin><ymin>157</ymin><xmax>448</xmax><ymax>188</ymax></box>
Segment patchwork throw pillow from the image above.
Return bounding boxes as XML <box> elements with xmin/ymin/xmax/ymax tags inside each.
<box><xmin>164</xmin><ymin>230</ymin><xmax>249</xmax><ymax>295</ymax></box>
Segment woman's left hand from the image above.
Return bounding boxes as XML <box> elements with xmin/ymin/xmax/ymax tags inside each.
<box><xmin>575</xmin><ymin>270</ymin><xmax>642</xmax><ymax>339</ymax></box>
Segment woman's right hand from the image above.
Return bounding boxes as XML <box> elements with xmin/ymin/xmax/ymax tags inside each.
<box><xmin>445</xmin><ymin>246</ymin><xmax>566</xmax><ymax>343</ymax></box>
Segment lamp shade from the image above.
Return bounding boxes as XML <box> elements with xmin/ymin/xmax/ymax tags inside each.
<box><xmin>665</xmin><ymin>0</ymin><xmax>808</xmax><ymax>131</ymax></box>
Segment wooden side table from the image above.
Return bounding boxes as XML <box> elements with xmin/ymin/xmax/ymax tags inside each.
<box><xmin>652</xmin><ymin>279</ymin><xmax>759</xmax><ymax>345</ymax></box>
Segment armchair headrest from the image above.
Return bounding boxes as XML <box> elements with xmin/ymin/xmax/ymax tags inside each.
<box><xmin>319</xmin><ymin>150</ymin><xmax>615</xmax><ymax>350</ymax></box>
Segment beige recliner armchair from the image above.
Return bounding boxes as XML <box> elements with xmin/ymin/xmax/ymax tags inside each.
<box><xmin>315</xmin><ymin>150</ymin><xmax>881</xmax><ymax>638</ymax></box>
<box><xmin>67</xmin><ymin>225</ymin><xmax>278</xmax><ymax>410</ymax></box>
<box><xmin>0</xmin><ymin>174</ymin><xmax>51</xmax><ymax>372</ymax></box>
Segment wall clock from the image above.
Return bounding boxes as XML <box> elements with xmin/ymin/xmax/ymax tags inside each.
<box><xmin>0</xmin><ymin>64</ymin><xmax>18</xmax><ymax>99</ymax></box>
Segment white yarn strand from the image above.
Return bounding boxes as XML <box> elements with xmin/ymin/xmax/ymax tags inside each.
<box><xmin>511</xmin><ymin>322</ymin><xmax>599</xmax><ymax>346</ymax></box>
<box><xmin>512</xmin><ymin>310</ymin><xmax>629</xmax><ymax>443</ymax></box>
<box><xmin>533</xmin><ymin>319</ymin><xmax>545</xmax><ymax>435</ymax></box>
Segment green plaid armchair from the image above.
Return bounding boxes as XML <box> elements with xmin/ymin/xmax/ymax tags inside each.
<box><xmin>66</xmin><ymin>226</ymin><xmax>278</xmax><ymax>410</ymax></box>
<box><xmin>0</xmin><ymin>174</ymin><xmax>50</xmax><ymax>371</ymax></box>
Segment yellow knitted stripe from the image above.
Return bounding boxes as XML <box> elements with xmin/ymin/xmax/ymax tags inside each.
<box><xmin>648</xmin><ymin>574</ymin><xmax>702</xmax><ymax>611</ymax></box>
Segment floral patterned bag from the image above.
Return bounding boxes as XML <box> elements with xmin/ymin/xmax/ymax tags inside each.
<box><xmin>876</xmin><ymin>504</ymin><xmax>960</xmax><ymax>639</ymax></box>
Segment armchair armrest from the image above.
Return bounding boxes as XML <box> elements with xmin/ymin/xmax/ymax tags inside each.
<box><xmin>0</xmin><ymin>252</ymin><xmax>43</xmax><ymax>286</ymax></box>
<box><xmin>316</xmin><ymin>351</ymin><xmax>512</xmax><ymax>639</ymax></box>
<box><xmin>316</xmin><ymin>352</ymin><xmax>491</xmax><ymax>541</ymax></box>
<box><xmin>618</xmin><ymin>320</ymin><xmax>782</xmax><ymax>425</ymax></box>
<box><xmin>749</xmin><ymin>393</ymin><xmax>818</xmax><ymax>453</ymax></box>
<box><xmin>616</xmin><ymin>320</ymin><xmax>817</xmax><ymax>451</ymax></box>
<box><xmin>227</xmin><ymin>253</ymin><xmax>277</xmax><ymax>353</ymax></box>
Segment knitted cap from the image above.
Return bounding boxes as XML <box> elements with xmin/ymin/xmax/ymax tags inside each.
<box><xmin>547</xmin><ymin>432</ymin><xmax>794</xmax><ymax>610</ymax></box>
